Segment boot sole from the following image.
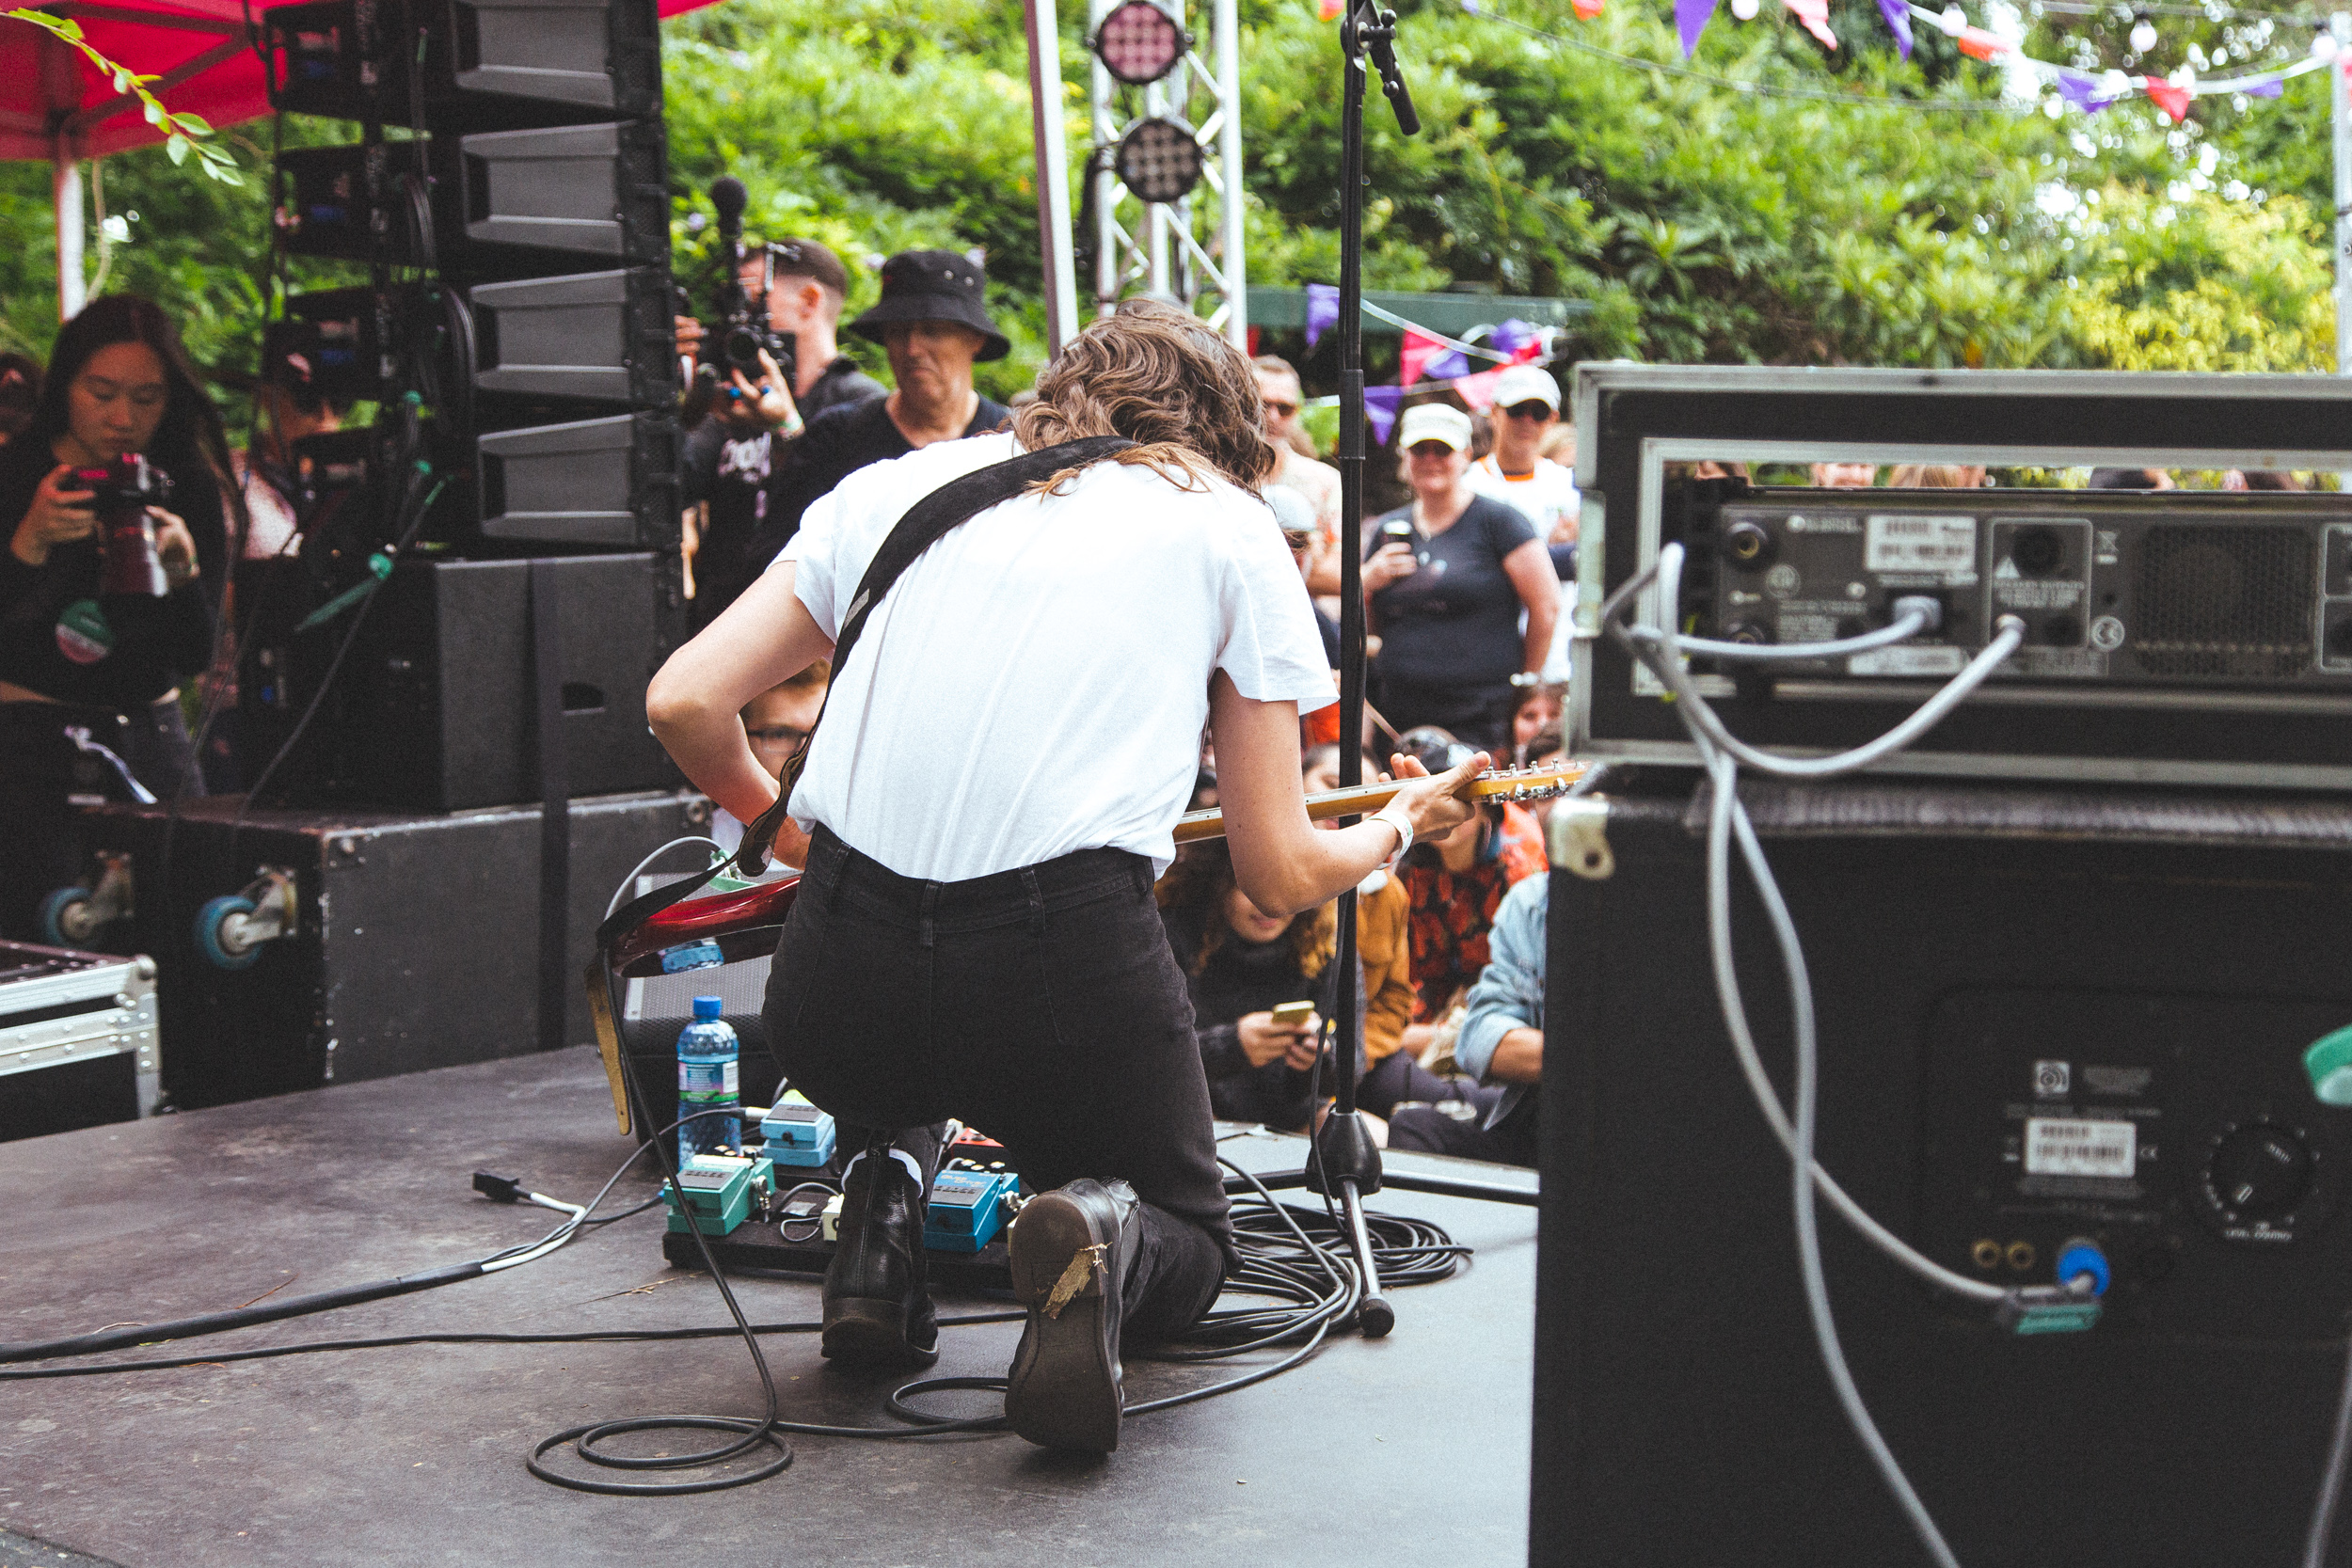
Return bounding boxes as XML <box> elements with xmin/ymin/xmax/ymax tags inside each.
<box><xmin>821</xmin><ymin>1297</ymin><xmax>940</xmax><ymax>1370</ymax></box>
<box><xmin>1004</xmin><ymin>1195</ymin><xmax>1121</xmax><ymax>1453</ymax></box>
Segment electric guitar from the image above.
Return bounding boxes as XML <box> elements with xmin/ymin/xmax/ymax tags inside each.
<box><xmin>1172</xmin><ymin>758</ymin><xmax>1588</xmax><ymax>844</ymax></box>
<box><xmin>605</xmin><ymin>759</ymin><xmax>1587</xmax><ymax>974</ymax></box>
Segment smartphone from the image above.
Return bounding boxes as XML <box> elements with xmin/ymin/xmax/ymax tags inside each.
<box><xmin>1270</xmin><ymin>1000</ymin><xmax>1314</xmax><ymax>1028</ymax></box>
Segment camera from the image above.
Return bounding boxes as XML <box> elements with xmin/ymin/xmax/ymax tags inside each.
<box><xmin>76</xmin><ymin>454</ymin><xmax>174</xmax><ymax>598</ymax></box>
<box><xmin>692</xmin><ymin>176</ymin><xmax>798</xmax><ymax>394</ymax></box>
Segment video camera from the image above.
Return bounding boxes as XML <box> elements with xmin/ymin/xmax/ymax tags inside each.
<box><xmin>691</xmin><ymin>177</ymin><xmax>797</xmax><ymax>389</ymax></box>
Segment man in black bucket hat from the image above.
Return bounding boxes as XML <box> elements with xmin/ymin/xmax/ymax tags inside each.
<box><xmin>748</xmin><ymin>248</ymin><xmax>1013</xmax><ymax>570</ymax></box>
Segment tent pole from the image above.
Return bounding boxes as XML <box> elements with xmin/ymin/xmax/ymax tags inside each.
<box><xmin>56</xmin><ymin>142</ymin><xmax>85</xmax><ymax>321</ymax></box>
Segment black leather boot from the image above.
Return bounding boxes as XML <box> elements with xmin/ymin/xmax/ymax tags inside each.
<box><xmin>1004</xmin><ymin>1178</ymin><xmax>1142</xmax><ymax>1453</ymax></box>
<box><xmin>821</xmin><ymin>1139</ymin><xmax>939</xmax><ymax>1370</ymax></box>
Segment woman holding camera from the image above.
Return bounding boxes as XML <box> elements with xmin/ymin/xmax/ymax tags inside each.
<box><xmin>1362</xmin><ymin>402</ymin><xmax>1557</xmax><ymax>751</ymax></box>
<box><xmin>0</xmin><ymin>295</ymin><xmax>237</xmax><ymax>939</ymax></box>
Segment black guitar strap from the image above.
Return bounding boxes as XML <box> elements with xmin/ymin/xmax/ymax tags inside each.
<box><xmin>596</xmin><ymin>435</ymin><xmax>1136</xmax><ymax>951</ymax></box>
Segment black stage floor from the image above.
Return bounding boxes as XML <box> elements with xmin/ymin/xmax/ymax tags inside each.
<box><xmin>0</xmin><ymin>1048</ymin><xmax>1534</xmax><ymax>1567</ymax></box>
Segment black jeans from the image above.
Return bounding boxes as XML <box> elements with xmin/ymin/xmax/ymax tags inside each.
<box><xmin>1390</xmin><ymin>1086</ymin><xmax>1540</xmax><ymax>1168</ymax></box>
<box><xmin>765</xmin><ymin>825</ymin><xmax>1230</xmax><ymax>1343</ymax></box>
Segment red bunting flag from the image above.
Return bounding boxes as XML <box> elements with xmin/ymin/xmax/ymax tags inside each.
<box><xmin>1318</xmin><ymin>0</ymin><xmax>1343</xmax><ymax>20</ymax></box>
<box><xmin>1783</xmin><ymin>0</ymin><xmax>1836</xmax><ymax>50</ymax></box>
<box><xmin>1953</xmin><ymin>24</ymin><xmax>2010</xmax><ymax>58</ymax></box>
<box><xmin>1572</xmin><ymin>0</ymin><xmax>1605</xmax><ymax>17</ymax></box>
<box><xmin>2144</xmin><ymin>76</ymin><xmax>2191</xmax><ymax>120</ymax></box>
<box><xmin>1400</xmin><ymin>327</ymin><xmax>1446</xmax><ymax>388</ymax></box>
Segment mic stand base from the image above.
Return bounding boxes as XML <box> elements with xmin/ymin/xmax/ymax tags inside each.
<box><xmin>1309</xmin><ymin>1108</ymin><xmax>1394</xmax><ymax>1338</ymax></box>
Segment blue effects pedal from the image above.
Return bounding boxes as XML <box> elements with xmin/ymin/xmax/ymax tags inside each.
<box><xmin>759</xmin><ymin>1097</ymin><xmax>837</xmax><ymax>1169</ymax></box>
<box><xmin>924</xmin><ymin>1168</ymin><xmax>1019</xmax><ymax>1253</ymax></box>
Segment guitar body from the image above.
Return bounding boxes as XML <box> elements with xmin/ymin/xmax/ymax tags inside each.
<box><xmin>609</xmin><ymin>874</ymin><xmax>803</xmax><ymax>976</ymax></box>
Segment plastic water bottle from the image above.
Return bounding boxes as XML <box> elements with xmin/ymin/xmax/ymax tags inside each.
<box><xmin>675</xmin><ymin>996</ymin><xmax>739</xmax><ymax>1158</ymax></box>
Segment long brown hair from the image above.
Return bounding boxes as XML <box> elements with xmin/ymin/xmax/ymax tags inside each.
<box><xmin>1155</xmin><ymin>841</ymin><xmax>1337</xmax><ymax>981</ymax></box>
<box><xmin>30</xmin><ymin>293</ymin><xmax>246</xmax><ymax>548</ymax></box>
<box><xmin>1013</xmin><ymin>299</ymin><xmax>1279</xmax><ymax>498</ymax></box>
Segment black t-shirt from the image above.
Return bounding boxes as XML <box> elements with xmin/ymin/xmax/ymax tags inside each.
<box><xmin>1161</xmin><ymin>901</ymin><xmax>1354</xmax><ymax>1132</ymax></box>
<box><xmin>1364</xmin><ymin>495</ymin><xmax>1537</xmax><ymax>688</ymax></box>
<box><xmin>680</xmin><ymin>356</ymin><xmax>887</xmax><ymax>627</ymax></box>
<box><xmin>751</xmin><ymin>391</ymin><xmax>1011</xmax><ymax>573</ymax></box>
<box><xmin>0</xmin><ymin>439</ymin><xmax>225</xmax><ymax>709</ymax></box>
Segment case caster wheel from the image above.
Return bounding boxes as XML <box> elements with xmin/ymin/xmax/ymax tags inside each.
<box><xmin>39</xmin><ymin>886</ymin><xmax>93</xmax><ymax>948</ymax></box>
<box><xmin>195</xmin><ymin>895</ymin><xmax>263</xmax><ymax>970</ymax></box>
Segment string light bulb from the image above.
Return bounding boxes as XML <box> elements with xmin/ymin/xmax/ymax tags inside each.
<box><xmin>2312</xmin><ymin>29</ymin><xmax>2341</xmax><ymax>61</ymax></box>
<box><xmin>2128</xmin><ymin>12</ymin><xmax>2157</xmax><ymax>54</ymax></box>
<box><xmin>1730</xmin><ymin>0</ymin><xmax>1760</xmax><ymax>20</ymax></box>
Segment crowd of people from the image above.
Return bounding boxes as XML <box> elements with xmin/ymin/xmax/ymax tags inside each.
<box><xmin>0</xmin><ymin>238</ymin><xmax>2315</xmax><ymax>1172</ymax></box>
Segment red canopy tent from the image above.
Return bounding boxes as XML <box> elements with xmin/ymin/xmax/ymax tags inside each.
<box><xmin>0</xmin><ymin>0</ymin><xmax>717</xmax><ymax>321</ymax></box>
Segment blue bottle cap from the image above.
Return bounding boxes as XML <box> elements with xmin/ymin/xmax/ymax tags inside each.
<box><xmin>692</xmin><ymin>996</ymin><xmax>724</xmax><ymax>1020</ymax></box>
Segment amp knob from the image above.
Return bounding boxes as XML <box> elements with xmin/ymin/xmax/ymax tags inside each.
<box><xmin>2203</xmin><ymin>1121</ymin><xmax>2313</xmax><ymax>1227</ymax></box>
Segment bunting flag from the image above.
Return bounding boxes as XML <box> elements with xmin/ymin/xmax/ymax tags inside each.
<box><xmin>1400</xmin><ymin>327</ymin><xmax>1448</xmax><ymax>386</ymax></box>
<box><xmin>1363</xmin><ymin>386</ymin><xmax>1405</xmax><ymax>445</ymax></box>
<box><xmin>1502</xmin><ymin>0</ymin><xmax>2329</xmax><ymax>120</ymax></box>
<box><xmin>1783</xmin><ymin>0</ymin><xmax>1836</xmax><ymax>51</ymax></box>
<box><xmin>1304</xmin><ymin>283</ymin><xmax>1340</xmax><ymax>350</ymax></box>
<box><xmin>1318</xmin><ymin>0</ymin><xmax>1344</xmax><ymax>19</ymax></box>
<box><xmin>1875</xmin><ymin>0</ymin><xmax>1912</xmax><ymax>59</ymax></box>
<box><xmin>1676</xmin><ymin>0</ymin><xmax>1719</xmax><ymax>57</ymax></box>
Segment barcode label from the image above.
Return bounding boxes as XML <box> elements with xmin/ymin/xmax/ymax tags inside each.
<box><xmin>1865</xmin><ymin>514</ymin><xmax>1977</xmax><ymax>573</ymax></box>
<box><xmin>2024</xmin><ymin>1117</ymin><xmax>2136</xmax><ymax>1179</ymax></box>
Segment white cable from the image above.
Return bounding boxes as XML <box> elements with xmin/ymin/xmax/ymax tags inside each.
<box><xmin>604</xmin><ymin>836</ymin><xmax>727</xmax><ymax>919</ymax></box>
<box><xmin>1643</xmin><ymin>543</ymin><xmax>2026</xmax><ymax>780</ymax></box>
<box><xmin>1698</xmin><ymin>756</ymin><xmax>2006</xmax><ymax>1304</ymax></box>
<box><xmin>1634</xmin><ymin>607</ymin><xmax>1931</xmax><ymax>664</ymax></box>
<box><xmin>1695</xmin><ymin>752</ymin><xmax>1964</xmax><ymax>1568</ymax></box>
<box><xmin>480</xmin><ymin>1193</ymin><xmax>591</xmax><ymax>1274</ymax></box>
<box><xmin>2307</xmin><ymin>1332</ymin><xmax>2352</xmax><ymax>1568</ymax></box>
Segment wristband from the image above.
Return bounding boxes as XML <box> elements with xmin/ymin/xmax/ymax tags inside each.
<box><xmin>1373</xmin><ymin>803</ymin><xmax>1413</xmax><ymax>873</ymax></box>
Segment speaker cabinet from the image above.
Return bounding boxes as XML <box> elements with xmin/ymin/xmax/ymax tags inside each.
<box><xmin>1535</xmin><ymin>776</ymin><xmax>2352</xmax><ymax>1567</ymax></box>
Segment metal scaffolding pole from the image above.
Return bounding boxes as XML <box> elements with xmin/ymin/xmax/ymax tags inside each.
<box><xmin>1215</xmin><ymin>0</ymin><xmax>1246</xmax><ymax>346</ymax></box>
<box><xmin>1025</xmin><ymin>0</ymin><xmax>1081</xmax><ymax>353</ymax></box>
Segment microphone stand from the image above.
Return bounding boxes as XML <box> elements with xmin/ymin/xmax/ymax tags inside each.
<box><xmin>1312</xmin><ymin>0</ymin><xmax>1419</xmax><ymax>1340</ymax></box>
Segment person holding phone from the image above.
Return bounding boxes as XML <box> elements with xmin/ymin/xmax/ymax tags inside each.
<box><xmin>1362</xmin><ymin>402</ymin><xmax>1557</xmax><ymax>751</ymax></box>
<box><xmin>1156</xmin><ymin>838</ymin><xmax>1361</xmax><ymax>1132</ymax></box>
<box><xmin>0</xmin><ymin>295</ymin><xmax>238</xmax><ymax>940</ymax></box>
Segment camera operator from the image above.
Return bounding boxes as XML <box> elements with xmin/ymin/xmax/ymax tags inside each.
<box><xmin>746</xmin><ymin>248</ymin><xmax>1012</xmax><ymax>572</ymax></box>
<box><xmin>675</xmin><ymin>238</ymin><xmax>884</xmax><ymax>629</ymax></box>
<box><xmin>0</xmin><ymin>295</ymin><xmax>239</xmax><ymax>938</ymax></box>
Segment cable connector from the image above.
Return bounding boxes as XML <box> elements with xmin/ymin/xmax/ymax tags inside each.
<box><xmin>1887</xmin><ymin>594</ymin><xmax>1944</xmax><ymax>633</ymax></box>
<box><xmin>472</xmin><ymin>1170</ymin><xmax>527</xmax><ymax>1204</ymax></box>
<box><xmin>1994</xmin><ymin>1284</ymin><xmax>2102</xmax><ymax>1336</ymax></box>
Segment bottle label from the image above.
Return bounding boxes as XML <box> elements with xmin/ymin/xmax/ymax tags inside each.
<box><xmin>678</xmin><ymin>1059</ymin><xmax>738</xmax><ymax>1098</ymax></box>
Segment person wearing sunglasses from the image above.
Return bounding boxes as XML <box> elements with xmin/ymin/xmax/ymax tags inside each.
<box><xmin>1467</xmin><ymin>364</ymin><xmax>1578</xmax><ymax>551</ymax></box>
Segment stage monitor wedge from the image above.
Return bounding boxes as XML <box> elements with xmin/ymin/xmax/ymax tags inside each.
<box><xmin>472</xmin><ymin>409</ymin><xmax>679</xmax><ymax>547</ymax></box>
<box><xmin>265</xmin><ymin>0</ymin><xmax>662</xmax><ymax>130</ymax></box>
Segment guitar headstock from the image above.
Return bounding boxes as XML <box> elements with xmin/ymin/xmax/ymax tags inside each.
<box><xmin>1466</xmin><ymin>760</ymin><xmax>1586</xmax><ymax>803</ymax></box>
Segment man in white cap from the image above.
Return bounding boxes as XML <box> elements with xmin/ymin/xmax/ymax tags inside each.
<box><xmin>1467</xmin><ymin>364</ymin><xmax>1578</xmax><ymax>546</ymax></box>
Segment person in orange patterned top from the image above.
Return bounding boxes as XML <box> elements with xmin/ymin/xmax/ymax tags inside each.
<box><xmin>1392</xmin><ymin>727</ymin><xmax>1546</xmax><ymax>1031</ymax></box>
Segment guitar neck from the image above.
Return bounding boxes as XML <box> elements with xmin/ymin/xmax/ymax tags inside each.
<box><xmin>1173</xmin><ymin>783</ymin><xmax>1406</xmax><ymax>845</ymax></box>
<box><xmin>1171</xmin><ymin>761</ymin><xmax>1587</xmax><ymax>847</ymax></box>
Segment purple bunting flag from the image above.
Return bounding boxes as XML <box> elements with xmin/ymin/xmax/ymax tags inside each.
<box><xmin>2054</xmin><ymin>71</ymin><xmax>2115</xmax><ymax>112</ymax></box>
<box><xmin>1364</xmin><ymin>387</ymin><xmax>1405</xmax><ymax>445</ymax></box>
<box><xmin>1676</xmin><ymin>0</ymin><xmax>1719</xmax><ymax>57</ymax></box>
<box><xmin>2246</xmin><ymin>77</ymin><xmax>2284</xmax><ymax>98</ymax></box>
<box><xmin>1305</xmin><ymin>283</ymin><xmax>1340</xmax><ymax>350</ymax></box>
<box><xmin>1876</xmin><ymin>0</ymin><xmax>1913</xmax><ymax>58</ymax></box>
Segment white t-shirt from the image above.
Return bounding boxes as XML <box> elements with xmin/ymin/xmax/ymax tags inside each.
<box><xmin>780</xmin><ymin>434</ymin><xmax>1335</xmax><ymax>882</ymax></box>
<box><xmin>1468</xmin><ymin>454</ymin><xmax>1579</xmax><ymax>541</ymax></box>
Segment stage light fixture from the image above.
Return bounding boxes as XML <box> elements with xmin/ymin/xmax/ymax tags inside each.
<box><xmin>1092</xmin><ymin>0</ymin><xmax>1188</xmax><ymax>85</ymax></box>
<box><xmin>1115</xmin><ymin>117</ymin><xmax>1202</xmax><ymax>204</ymax></box>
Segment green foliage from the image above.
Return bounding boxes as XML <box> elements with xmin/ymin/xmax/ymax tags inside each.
<box><xmin>2068</xmin><ymin>183</ymin><xmax>2334</xmax><ymax>371</ymax></box>
<box><xmin>0</xmin><ymin>0</ymin><xmax>2331</xmax><ymax>414</ymax></box>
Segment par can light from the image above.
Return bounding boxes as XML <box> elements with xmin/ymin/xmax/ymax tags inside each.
<box><xmin>1115</xmin><ymin>116</ymin><xmax>1203</xmax><ymax>204</ymax></box>
<box><xmin>1093</xmin><ymin>0</ymin><xmax>1189</xmax><ymax>85</ymax></box>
